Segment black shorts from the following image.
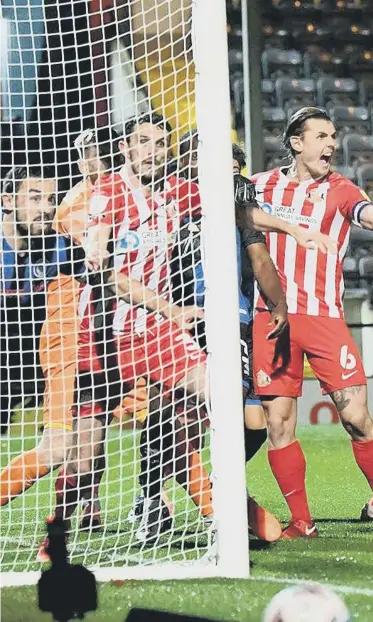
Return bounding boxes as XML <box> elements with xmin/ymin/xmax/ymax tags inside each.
<box><xmin>240</xmin><ymin>322</ymin><xmax>261</xmax><ymax>406</ymax></box>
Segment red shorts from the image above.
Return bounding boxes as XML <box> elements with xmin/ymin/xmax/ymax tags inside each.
<box><xmin>253</xmin><ymin>311</ymin><xmax>366</xmax><ymax>397</ymax></box>
<box><xmin>79</xmin><ymin>319</ymin><xmax>205</xmax><ymax>390</ymax></box>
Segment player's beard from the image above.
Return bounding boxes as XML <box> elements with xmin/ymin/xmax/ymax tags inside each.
<box><xmin>15</xmin><ymin>210</ymin><xmax>53</xmax><ymax>244</ymax></box>
<box><xmin>132</xmin><ymin>160</ymin><xmax>166</xmax><ymax>190</ymax></box>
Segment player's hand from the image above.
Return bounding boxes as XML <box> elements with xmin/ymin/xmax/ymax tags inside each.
<box><xmin>170</xmin><ymin>305</ymin><xmax>204</xmax><ymax>331</ymax></box>
<box><xmin>290</xmin><ymin>226</ymin><xmax>338</xmax><ymax>254</ymax></box>
<box><xmin>85</xmin><ymin>247</ymin><xmax>110</xmax><ymax>272</ymax></box>
<box><xmin>267</xmin><ymin>299</ymin><xmax>288</xmax><ymax>340</ymax></box>
<box><xmin>233</xmin><ymin>174</ymin><xmax>257</xmax><ymax>206</ymax></box>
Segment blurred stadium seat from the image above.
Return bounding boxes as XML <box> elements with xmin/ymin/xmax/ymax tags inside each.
<box><xmin>275</xmin><ymin>77</ymin><xmax>316</xmax><ymax>108</ymax></box>
<box><xmin>262</xmin><ymin>79</ymin><xmax>276</xmax><ymax>106</ymax></box>
<box><xmin>342</xmin><ymin>134</ymin><xmax>373</xmax><ymax>167</ymax></box>
<box><xmin>343</xmin><ymin>255</ymin><xmax>359</xmax><ymax>288</ymax></box>
<box><xmin>304</xmin><ymin>49</ymin><xmax>349</xmax><ymax>78</ymax></box>
<box><xmin>263</xmin><ymin>134</ymin><xmax>284</xmax><ymax>168</ymax></box>
<box><xmin>316</xmin><ymin>77</ymin><xmax>360</xmax><ymax>107</ymax></box>
<box><xmin>262</xmin><ymin>107</ymin><xmax>287</xmax><ymax>133</ymax></box>
<box><xmin>328</xmin><ymin>105</ymin><xmax>370</xmax><ymax>134</ymax></box>
<box><xmin>356</xmin><ymin>163</ymin><xmax>373</xmax><ymax>198</ymax></box>
<box><xmin>359</xmin><ymin>256</ymin><xmax>373</xmax><ymax>282</ymax></box>
<box><xmin>262</xmin><ymin>48</ymin><xmax>303</xmax><ymax>78</ymax></box>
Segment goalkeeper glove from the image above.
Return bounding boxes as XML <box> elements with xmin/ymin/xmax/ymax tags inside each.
<box><xmin>233</xmin><ymin>173</ymin><xmax>257</xmax><ymax>206</ymax></box>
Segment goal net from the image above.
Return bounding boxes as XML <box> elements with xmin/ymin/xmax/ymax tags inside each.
<box><xmin>0</xmin><ymin>0</ymin><xmax>248</xmax><ymax>586</ymax></box>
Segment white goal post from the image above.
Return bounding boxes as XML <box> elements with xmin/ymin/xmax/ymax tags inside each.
<box><xmin>0</xmin><ymin>0</ymin><xmax>249</xmax><ymax>586</ymax></box>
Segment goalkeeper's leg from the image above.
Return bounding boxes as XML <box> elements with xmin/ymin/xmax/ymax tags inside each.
<box><xmin>0</xmin><ymin>427</ymin><xmax>73</xmax><ymax>507</ymax></box>
<box><xmin>36</xmin><ymin>410</ymin><xmax>107</xmax><ymax>563</ymax></box>
<box><xmin>1</xmin><ymin>277</ymin><xmax>79</xmax><ymax>507</ymax></box>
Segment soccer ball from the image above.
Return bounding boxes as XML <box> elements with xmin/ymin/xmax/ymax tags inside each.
<box><xmin>263</xmin><ymin>582</ymin><xmax>350</xmax><ymax>622</ymax></box>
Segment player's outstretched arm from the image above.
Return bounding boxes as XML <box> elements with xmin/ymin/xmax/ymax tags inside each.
<box><xmin>246</xmin><ymin>241</ymin><xmax>288</xmax><ymax>339</ymax></box>
<box><xmin>107</xmin><ymin>271</ymin><xmax>203</xmax><ymax>331</ymax></box>
<box><xmin>234</xmin><ymin>173</ymin><xmax>337</xmax><ymax>254</ymax></box>
<box><xmin>242</xmin><ymin>204</ymin><xmax>337</xmax><ymax>254</ymax></box>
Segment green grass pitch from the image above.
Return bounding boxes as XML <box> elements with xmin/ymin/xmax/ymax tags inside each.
<box><xmin>1</xmin><ymin>421</ymin><xmax>373</xmax><ymax>621</ymax></box>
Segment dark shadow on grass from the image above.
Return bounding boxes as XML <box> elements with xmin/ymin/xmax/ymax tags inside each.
<box><xmin>249</xmin><ymin>539</ymin><xmax>275</xmax><ymax>551</ymax></box>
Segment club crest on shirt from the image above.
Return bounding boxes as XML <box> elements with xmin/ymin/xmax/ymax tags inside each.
<box><xmin>306</xmin><ymin>189</ymin><xmax>325</xmax><ymax>203</ymax></box>
<box><xmin>256</xmin><ymin>369</ymin><xmax>272</xmax><ymax>388</ymax></box>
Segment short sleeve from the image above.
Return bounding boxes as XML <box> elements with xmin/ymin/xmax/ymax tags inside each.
<box><xmin>337</xmin><ymin>181</ymin><xmax>372</xmax><ymax>225</ymax></box>
<box><xmin>240</xmin><ymin>227</ymin><xmax>266</xmax><ymax>249</ymax></box>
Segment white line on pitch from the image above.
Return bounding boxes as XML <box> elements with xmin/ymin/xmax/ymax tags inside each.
<box><xmin>251</xmin><ymin>575</ymin><xmax>373</xmax><ymax>597</ymax></box>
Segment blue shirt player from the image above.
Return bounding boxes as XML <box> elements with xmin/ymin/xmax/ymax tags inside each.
<box><xmin>1</xmin><ymin>165</ymin><xmax>84</xmax><ymax>433</ymax></box>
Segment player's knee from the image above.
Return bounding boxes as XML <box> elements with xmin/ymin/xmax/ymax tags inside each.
<box><xmin>264</xmin><ymin>400</ymin><xmax>296</xmax><ymax>447</ymax></box>
<box><xmin>340</xmin><ymin>406</ymin><xmax>373</xmax><ymax>440</ymax></box>
<box><xmin>40</xmin><ymin>446</ymin><xmax>67</xmax><ymax>468</ymax></box>
<box><xmin>37</xmin><ymin>438</ymin><xmax>70</xmax><ymax>469</ymax></box>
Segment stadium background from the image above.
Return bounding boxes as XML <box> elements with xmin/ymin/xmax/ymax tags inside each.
<box><xmin>2</xmin><ymin>0</ymin><xmax>373</xmax><ymax>620</ymax></box>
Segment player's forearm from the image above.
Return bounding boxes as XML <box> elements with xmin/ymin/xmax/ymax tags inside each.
<box><xmin>85</xmin><ymin>222</ymin><xmax>112</xmax><ymax>271</ymax></box>
<box><xmin>244</xmin><ymin>205</ymin><xmax>295</xmax><ymax>235</ymax></box>
<box><xmin>359</xmin><ymin>204</ymin><xmax>373</xmax><ymax>230</ymax></box>
<box><xmin>249</xmin><ymin>249</ymin><xmax>285</xmax><ymax>307</ymax></box>
<box><xmin>107</xmin><ymin>271</ymin><xmax>170</xmax><ymax>316</ymax></box>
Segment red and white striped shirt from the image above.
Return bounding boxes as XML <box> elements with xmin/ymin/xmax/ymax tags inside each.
<box><xmin>252</xmin><ymin>167</ymin><xmax>371</xmax><ymax>318</ymax></box>
<box><xmin>80</xmin><ymin>166</ymin><xmax>200</xmax><ymax>340</ymax></box>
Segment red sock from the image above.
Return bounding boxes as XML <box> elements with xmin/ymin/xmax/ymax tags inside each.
<box><xmin>268</xmin><ymin>441</ymin><xmax>312</xmax><ymax>523</ymax></box>
<box><xmin>352</xmin><ymin>439</ymin><xmax>373</xmax><ymax>490</ymax></box>
<box><xmin>55</xmin><ymin>467</ymin><xmax>79</xmax><ymax>520</ymax></box>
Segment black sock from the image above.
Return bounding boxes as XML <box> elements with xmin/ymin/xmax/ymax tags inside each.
<box><xmin>244</xmin><ymin>427</ymin><xmax>267</xmax><ymax>463</ymax></box>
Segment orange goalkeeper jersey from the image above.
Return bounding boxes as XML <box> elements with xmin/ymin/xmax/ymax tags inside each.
<box><xmin>53</xmin><ymin>177</ymin><xmax>93</xmax><ymax>246</ymax></box>
<box><xmin>40</xmin><ymin>178</ymin><xmax>93</xmax><ymax>428</ymax></box>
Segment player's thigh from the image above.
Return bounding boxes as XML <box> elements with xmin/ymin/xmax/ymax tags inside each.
<box><xmin>37</xmin><ymin>426</ymin><xmax>73</xmax><ymax>466</ymax></box>
<box><xmin>144</xmin><ymin>321</ymin><xmax>207</xmax><ymax>396</ymax></box>
<box><xmin>72</xmin><ymin>416</ymin><xmax>104</xmax><ymax>469</ymax></box>
<box><xmin>244</xmin><ymin>403</ymin><xmax>266</xmax><ymax>430</ymax></box>
<box><xmin>253</xmin><ymin>311</ymin><xmax>304</xmax><ymax>398</ymax></box>
<box><xmin>301</xmin><ymin>317</ymin><xmax>366</xmax><ymax>395</ymax></box>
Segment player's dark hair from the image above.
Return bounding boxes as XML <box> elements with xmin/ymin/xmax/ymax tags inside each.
<box><xmin>283</xmin><ymin>107</ymin><xmax>332</xmax><ymax>157</ymax></box>
<box><xmin>76</xmin><ymin>127</ymin><xmax>124</xmax><ymax>172</ymax></box>
<box><xmin>124</xmin><ymin>113</ymin><xmax>172</xmax><ymax>145</ymax></box>
<box><xmin>179</xmin><ymin>129</ymin><xmax>198</xmax><ymax>157</ymax></box>
<box><xmin>2</xmin><ymin>165</ymin><xmax>56</xmax><ymax>197</ymax></box>
<box><xmin>232</xmin><ymin>143</ymin><xmax>246</xmax><ymax>172</ymax></box>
